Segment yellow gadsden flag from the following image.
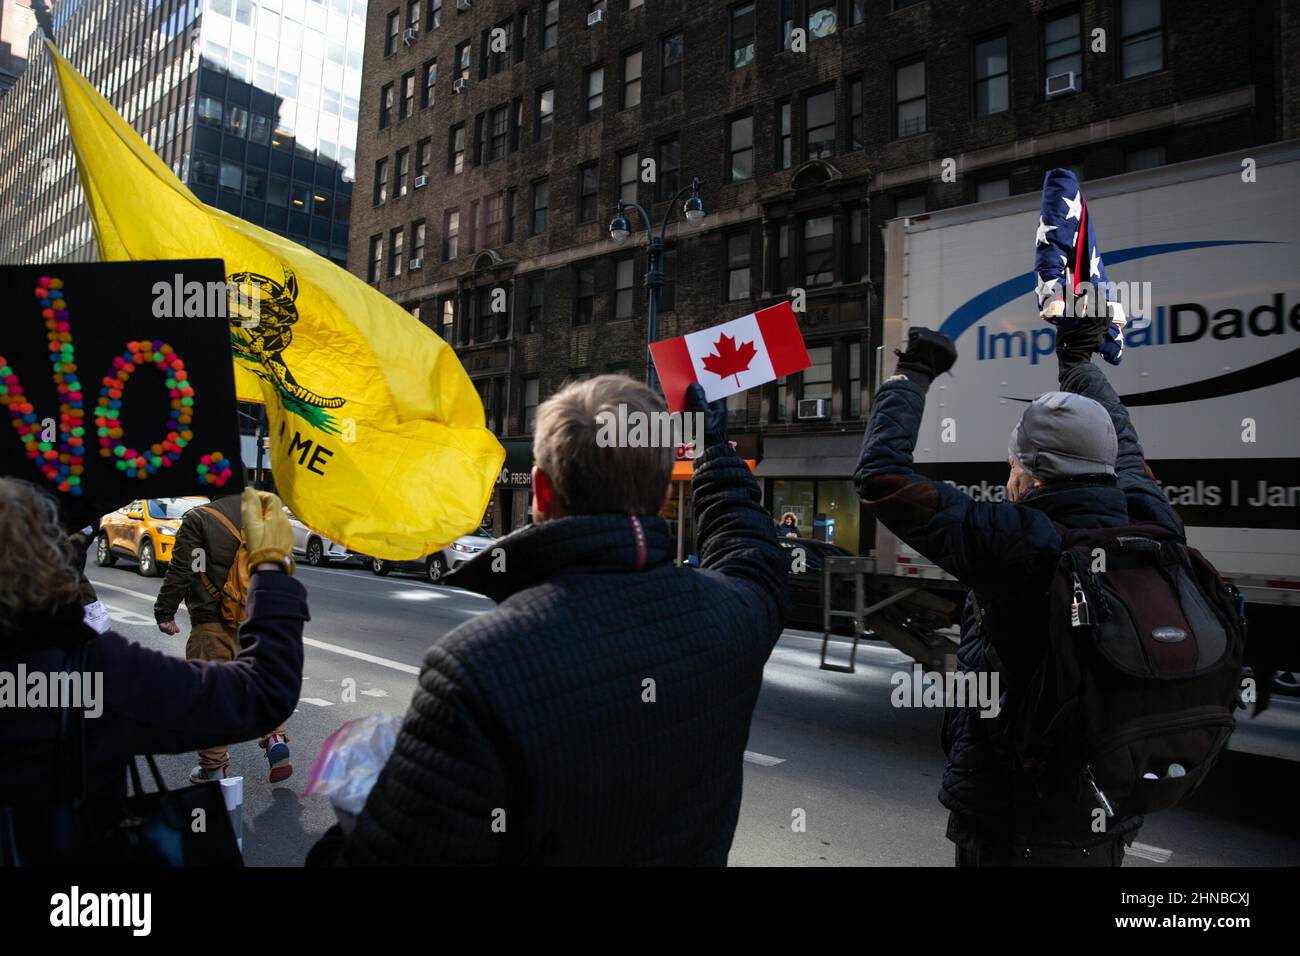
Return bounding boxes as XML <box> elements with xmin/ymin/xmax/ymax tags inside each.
<box><xmin>49</xmin><ymin>43</ymin><xmax>503</xmax><ymax>559</ymax></box>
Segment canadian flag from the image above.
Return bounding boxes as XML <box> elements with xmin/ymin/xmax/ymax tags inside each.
<box><xmin>650</xmin><ymin>301</ymin><xmax>811</xmax><ymax>412</ymax></box>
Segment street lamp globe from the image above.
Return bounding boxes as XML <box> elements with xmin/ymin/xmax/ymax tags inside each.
<box><xmin>609</xmin><ymin>211</ymin><xmax>631</xmax><ymax>244</ymax></box>
<box><xmin>683</xmin><ymin>192</ymin><xmax>705</xmax><ymax>225</ymax></box>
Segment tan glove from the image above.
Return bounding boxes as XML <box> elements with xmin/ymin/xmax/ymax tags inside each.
<box><xmin>241</xmin><ymin>487</ymin><xmax>295</xmax><ymax>572</ymax></box>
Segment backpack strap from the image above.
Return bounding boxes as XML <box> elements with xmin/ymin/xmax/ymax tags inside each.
<box><xmin>197</xmin><ymin>505</ymin><xmax>243</xmax><ymax>597</ymax></box>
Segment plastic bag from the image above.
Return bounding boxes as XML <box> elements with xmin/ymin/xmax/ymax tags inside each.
<box><xmin>305</xmin><ymin>714</ymin><xmax>402</xmax><ymax>829</ymax></box>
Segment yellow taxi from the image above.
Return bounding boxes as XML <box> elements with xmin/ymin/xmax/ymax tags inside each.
<box><xmin>94</xmin><ymin>497</ymin><xmax>209</xmax><ymax>577</ymax></box>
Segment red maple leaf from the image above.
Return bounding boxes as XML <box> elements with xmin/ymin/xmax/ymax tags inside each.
<box><xmin>700</xmin><ymin>333</ymin><xmax>757</xmax><ymax>387</ymax></box>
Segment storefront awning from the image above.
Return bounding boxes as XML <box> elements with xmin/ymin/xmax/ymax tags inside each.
<box><xmin>753</xmin><ymin>432</ymin><xmax>865</xmax><ymax>478</ymax></box>
<box><xmin>671</xmin><ymin>458</ymin><xmax>756</xmax><ymax>481</ymax></box>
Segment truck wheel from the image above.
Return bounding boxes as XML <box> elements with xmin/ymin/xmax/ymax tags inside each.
<box><xmin>95</xmin><ymin>533</ymin><xmax>116</xmax><ymax>568</ymax></box>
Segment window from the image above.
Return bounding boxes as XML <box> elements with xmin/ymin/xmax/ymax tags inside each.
<box><xmin>578</xmin><ymin>163</ymin><xmax>599</xmax><ymax>223</ymax></box>
<box><xmin>777</xmin><ymin>222</ymin><xmax>792</xmax><ymax>291</ymax></box>
<box><xmin>974</xmin><ymin>35</ymin><xmax>1009</xmax><ymax>116</ymax></box>
<box><xmin>574</xmin><ymin>262</ymin><xmax>595</xmax><ymax>325</ymax></box>
<box><xmin>777</xmin><ymin>100</ymin><xmax>792</xmax><ymax>170</ymax></box>
<box><xmin>628</xmin><ymin>0</ymin><xmax>644</xmax><ymax>8</ymax></box>
<box><xmin>389</xmin><ymin>227</ymin><xmax>404</xmax><ymax>278</ymax></box>
<box><xmin>805</xmin><ymin>88</ymin><xmax>835</xmax><ymax>160</ymax></box>
<box><xmin>660</xmin><ymin>32</ymin><xmax>683</xmax><ymax>94</ymax></box>
<box><xmin>488</xmin><ymin>105</ymin><xmax>508</xmax><ymax>160</ymax></box>
<box><xmin>895</xmin><ymin>60</ymin><xmax>926</xmax><ymax>136</ymax></box>
<box><xmin>808</xmin><ymin>1</ymin><xmax>837</xmax><ymax>39</ymax></box>
<box><xmin>656</xmin><ymin>137</ymin><xmax>679</xmax><ymax>201</ymax></box>
<box><xmin>619</xmin><ymin>151</ymin><xmax>638</xmax><ymax>204</ymax></box>
<box><xmin>976</xmin><ymin>177</ymin><xmax>1010</xmax><ymax>202</ymax></box>
<box><xmin>847</xmin><ymin>341</ymin><xmax>862</xmax><ymax>417</ymax></box>
<box><xmin>515</xmin><ymin>9</ymin><xmax>530</xmax><ymax>64</ymax></box>
<box><xmin>467</xmin><ymin>199</ymin><xmax>480</xmax><ymax>253</ymax></box>
<box><xmin>1043</xmin><ymin>13</ymin><xmax>1082</xmax><ymax>88</ymax></box>
<box><xmin>419</xmin><ymin>60</ymin><xmax>437</xmax><ymax>110</ymax></box>
<box><xmin>373</xmin><ymin>157</ymin><xmax>389</xmax><ymax>204</ymax></box>
<box><xmin>726</xmin><ymin>232</ymin><xmax>750</xmax><ymax>302</ymax></box>
<box><xmin>490</xmin><ymin>16</ymin><xmax>512</xmax><ymax>74</ymax></box>
<box><xmin>804</xmin><ymin>215</ymin><xmax>834</xmax><ymax>287</ymax></box>
<box><xmin>416</xmin><ymin>138</ymin><xmax>432</xmax><ymax>178</ymax></box>
<box><xmin>442</xmin><ymin>208</ymin><xmax>460</xmax><ymax>260</ymax></box>
<box><xmin>896</xmin><ymin>193</ymin><xmax>926</xmax><ymax>218</ymax></box>
<box><xmin>440</xmin><ymin>295</ymin><xmax>455</xmax><ymax>340</ymax></box>
<box><xmin>728</xmin><ymin>114</ymin><xmax>753</xmax><ymax>182</ymax></box>
<box><xmin>780</xmin><ymin>0</ymin><xmax>794</xmax><ymax>50</ymax></box>
<box><xmin>395</xmin><ymin>148</ymin><xmax>410</xmax><ymax>196</ymax></box>
<box><xmin>197</xmin><ymin>95</ymin><xmax>223</xmax><ymax>127</ymax></box>
<box><xmin>803</xmin><ymin>345</ymin><xmax>832</xmax><ymax>400</ymax></box>
<box><xmin>535</xmin><ymin>86</ymin><xmax>554</xmax><ymax>141</ymax></box>
<box><xmin>368</xmin><ymin>234</ymin><xmax>383</xmax><ymax>281</ymax></box>
<box><xmin>849</xmin><ymin>208</ymin><xmax>864</xmax><ymax>280</ymax></box>
<box><xmin>847</xmin><ymin>78</ymin><xmax>863</xmax><ymax>151</ymax></box>
<box><xmin>622</xmin><ymin>49</ymin><xmax>642</xmax><ymax>108</ymax></box>
<box><xmin>525</xmin><ymin>276</ymin><xmax>544</xmax><ymax>332</ymax></box>
<box><xmin>412</xmin><ymin>221</ymin><xmax>426</xmax><ymax>263</ymax></box>
<box><xmin>428</xmin><ymin>0</ymin><xmax>441</xmax><ymax>30</ymax></box>
<box><xmin>456</xmin><ymin>40</ymin><xmax>471</xmax><ymax>82</ymax></box>
<box><xmin>379</xmin><ymin>83</ymin><xmax>393</xmax><ymax>129</ymax></box>
<box><xmin>506</xmin><ymin>186</ymin><xmax>518</xmax><ymax>241</ymax></box>
<box><xmin>530</xmin><ymin>178</ymin><xmax>549</xmax><ymax>234</ymax></box>
<box><xmin>221</xmin><ymin>161</ymin><xmax>241</xmax><ymax>192</ymax></box>
<box><xmin>485</xmin><ymin>192</ymin><xmax>504</xmax><ymax>246</ymax></box>
<box><xmin>407</xmin><ymin>0</ymin><xmax>420</xmax><ymax>31</ymax></box>
<box><xmin>400</xmin><ymin>73</ymin><xmax>415</xmax><ymax>120</ymax></box>
<box><xmin>584</xmin><ymin>66</ymin><xmax>604</xmax><ymax>122</ymax></box>
<box><xmin>385</xmin><ymin>10</ymin><xmax>400</xmax><ymax>56</ymax></box>
<box><xmin>1121</xmin><ymin>0</ymin><xmax>1163</xmax><ymax>79</ymax></box>
<box><xmin>449</xmin><ymin>123</ymin><xmax>465</xmax><ymax>173</ymax></box>
<box><xmin>614</xmin><ymin>258</ymin><xmax>635</xmax><ymax>319</ymax></box>
<box><xmin>523</xmin><ymin>377</ymin><xmax>540</xmax><ymax>433</ymax></box>
<box><xmin>1126</xmin><ymin>145</ymin><xmax>1166</xmax><ymax>172</ymax></box>
<box><xmin>542</xmin><ymin>0</ymin><xmax>559</xmax><ymax>50</ymax></box>
<box><xmin>224</xmin><ymin>105</ymin><xmax>249</xmax><ymax>138</ymax></box>
<box><xmin>848</xmin><ymin>0</ymin><xmax>865</xmax><ymax>26</ymax></box>
<box><xmin>730</xmin><ymin>3</ymin><xmax>755</xmax><ymax>69</ymax></box>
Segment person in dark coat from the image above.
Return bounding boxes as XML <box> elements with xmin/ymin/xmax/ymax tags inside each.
<box><xmin>853</xmin><ymin>314</ymin><xmax>1183</xmax><ymax>866</ymax></box>
<box><xmin>0</xmin><ymin>482</ymin><xmax>307</xmax><ymax>865</ymax></box>
<box><xmin>778</xmin><ymin>512</ymin><xmax>801</xmax><ymax>538</ymax></box>
<box><xmin>324</xmin><ymin>375</ymin><xmax>787</xmax><ymax>865</ymax></box>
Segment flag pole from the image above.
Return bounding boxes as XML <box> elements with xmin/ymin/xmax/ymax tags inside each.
<box><xmin>32</xmin><ymin>0</ymin><xmax>56</xmax><ymax>45</ymax></box>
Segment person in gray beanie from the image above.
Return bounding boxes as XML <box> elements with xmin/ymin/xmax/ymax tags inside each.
<box><xmin>853</xmin><ymin>314</ymin><xmax>1182</xmax><ymax>866</ymax></box>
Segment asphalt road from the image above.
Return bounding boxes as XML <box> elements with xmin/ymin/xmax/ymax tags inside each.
<box><xmin>84</xmin><ymin>559</ymin><xmax>1300</xmax><ymax>867</ymax></box>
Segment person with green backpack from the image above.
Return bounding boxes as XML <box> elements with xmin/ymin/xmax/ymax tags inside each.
<box><xmin>155</xmin><ymin>492</ymin><xmax>297</xmax><ymax>784</ymax></box>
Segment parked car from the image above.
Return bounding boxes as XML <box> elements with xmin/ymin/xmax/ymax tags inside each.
<box><xmin>778</xmin><ymin>537</ymin><xmax>856</xmax><ymax>634</ymax></box>
<box><xmin>284</xmin><ymin>508</ymin><xmax>361</xmax><ymax>567</ymax></box>
<box><xmin>95</xmin><ymin>497</ymin><xmax>209</xmax><ymax>577</ymax></box>
<box><xmin>370</xmin><ymin>526</ymin><xmax>496</xmax><ymax>585</ymax></box>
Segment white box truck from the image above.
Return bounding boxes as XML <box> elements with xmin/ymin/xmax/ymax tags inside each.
<box><xmin>869</xmin><ymin>140</ymin><xmax>1300</xmax><ymax>676</ymax></box>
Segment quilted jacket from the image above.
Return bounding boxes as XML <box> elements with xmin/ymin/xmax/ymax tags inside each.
<box><xmin>853</xmin><ymin>359</ymin><xmax>1183</xmax><ymax>847</ymax></box>
<box><xmin>340</xmin><ymin>442</ymin><xmax>787</xmax><ymax>865</ymax></box>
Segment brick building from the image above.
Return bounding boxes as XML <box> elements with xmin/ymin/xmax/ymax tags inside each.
<box><xmin>350</xmin><ymin>0</ymin><xmax>1295</xmax><ymax>548</ymax></box>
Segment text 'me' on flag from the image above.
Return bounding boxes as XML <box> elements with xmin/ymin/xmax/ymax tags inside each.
<box><xmin>650</xmin><ymin>301</ymin><xmax>811</xmax><ymax>413</ymax></box>
<box><xmin>48</xmin><ymin>42</ymin><xmax>503</xmax><ymax>559</ymax></box>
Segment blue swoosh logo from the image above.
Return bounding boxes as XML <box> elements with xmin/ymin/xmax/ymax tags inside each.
<box><xmin>936</xmin><ymin>240</ymin><xmax>1276</xmax><ymax>342</ymax></box>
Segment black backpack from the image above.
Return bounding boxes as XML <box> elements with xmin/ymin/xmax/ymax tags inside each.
<box><xmin>1008</xmin><ymin>523</ymin><xmax>1246</xmax><ymax>821</ymax></box>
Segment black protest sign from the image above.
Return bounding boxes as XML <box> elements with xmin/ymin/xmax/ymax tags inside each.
<box><xmin>0</xmin><ymin>259</ymin><xmax>245</xmax><ymax>528</ymax></box>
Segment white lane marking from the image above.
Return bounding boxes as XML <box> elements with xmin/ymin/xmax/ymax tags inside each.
<box><xmin>101</xmin><ymin>602</ymin><xmax>158</xmax><ymax>627</ymax></box>
<box><xmin>299</xmin><ymin>697</ymin><xmax>335</xmax><ymax>707</ymax></box>
<box><xmin>91</xmin><ymin>579</ymin><xmax>165</xmax><ymax>603</ymax></box>
<box><xmin>296</xmin><ymin>564</ymin><xmax>494</xmax><ymax>600</ymax></box>
<box><xmin>743</xmin><ymin>750</ymin><xmax>786</xmax><ymax>767</ymax></box>
<box><xmin>303</xmin><ymin>637</ymin><xmax>421</xmax><ymax>676</ymax></box>
<box><xmin>360</xmin><ymin>687</ymin><xmax>389</xmax><ymax>697</ymax></box>
<box><xmin>1127</xmin><ymin>842</ymin><xmax>1173</xmax><ymax>863</ymax></box>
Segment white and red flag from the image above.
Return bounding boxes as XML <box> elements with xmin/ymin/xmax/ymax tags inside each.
<box><xmin>650</xmin><ymin>301</ymin><xmax>811</xmax><ymax>412</ymax></box>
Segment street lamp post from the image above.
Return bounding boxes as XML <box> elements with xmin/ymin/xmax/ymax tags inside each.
<box><xmin>609</xmin><ymin>177</ymin><xmax>706</xmax><ymax>393</ymax></box>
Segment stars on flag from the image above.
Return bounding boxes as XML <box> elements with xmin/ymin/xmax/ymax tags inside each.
<box><xmin>1034</xmin><ymin>216</ymin><xmax>1057</xmax><ymax>248</ymax></box>
<box><xmin>1062</xmin><ymin>190</ymin><xmax>1083</xmax><ymax>222</ymax></box>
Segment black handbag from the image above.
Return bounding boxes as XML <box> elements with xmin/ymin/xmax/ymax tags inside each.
<box><xmin>0</xmin><ymin>642</ymin><xmax>244</xmax><ymax>866</ymax></box>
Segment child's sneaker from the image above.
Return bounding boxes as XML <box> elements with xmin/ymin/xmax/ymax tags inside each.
<box><xmin>190</xmin><ymin>764</ymin><xmax>229</xmax><ymax>784</ymax></box>
<box><xmin>264</xmin><ymin>734</ymin><xmax>292</xmax><ymax>783</ymax></box>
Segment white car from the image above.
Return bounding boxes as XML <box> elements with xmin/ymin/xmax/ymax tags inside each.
<box><xmin>370</xmin><ymin>526</ymin><xmax>496</xmax><ymax>584</ymax></box>
<box><xmin>284</xmin><ymin>509</ymin><xmax>358</xmax><ymax>567</ymax></box>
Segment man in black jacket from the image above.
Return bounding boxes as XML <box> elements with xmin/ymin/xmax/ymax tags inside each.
<box><xmin>854</xmin><ymin>313</ymin><xmax>1183</xmax><ymax>866</ymax></box>
<box><xmin>335</xmin><ymin>374</ymin><xmax>787</xmax><ymax>865</ymax></box>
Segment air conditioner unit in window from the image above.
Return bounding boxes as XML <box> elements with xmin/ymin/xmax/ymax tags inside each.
<box><xmin>409</xmin><ymin>257</ymin><xmax>423</xmax><ymax>270</ymax></box>
<box><xmin>456</xmin><ymin>0</ymin><xmax>471</xmax><ymax>11</ymax></box>
<box><xmin>796</xmin><ymin>398</ymin><xmax>831</xmax><ymax>421</ymax></box>
<box><xmin>587</xmin><ymin>9</ymin><xmax>605</xmax><ymax>26</ymax></box>
<box><xmin>403</xmin><ymin>27</ymin><xmax>418</xmax><ymax>45</ymax></box>
<box><xmin>414</xmin><ymin>174</ymin><xmax>429</xmax><ymax>188</ymax></box>
<box><xmin>452</xmin><ymin>77</ymin><xmax>468</xmax><ymax>93</ymax></box>
<box><xmin>1045</xmin><ymin>71</ymin><xmax>1081</xmax><ymax>98</ymax></box>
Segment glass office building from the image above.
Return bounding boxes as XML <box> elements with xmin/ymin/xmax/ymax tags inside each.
<box><xmin>0</xmin><ymin>0</ymin><xmax>365</xmax><ymax>266</ymax></box>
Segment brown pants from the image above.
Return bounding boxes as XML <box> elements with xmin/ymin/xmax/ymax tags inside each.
<box><xmin>186</xmin><ymin>621</ymin><xmax>288</xmax><ymax>770</ymax></box>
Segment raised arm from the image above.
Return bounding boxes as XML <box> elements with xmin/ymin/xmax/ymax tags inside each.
<box><xmin>1055</xmin><ymin>313</ymin><xmax>1184</xmax><ymax>536</ymax></box>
